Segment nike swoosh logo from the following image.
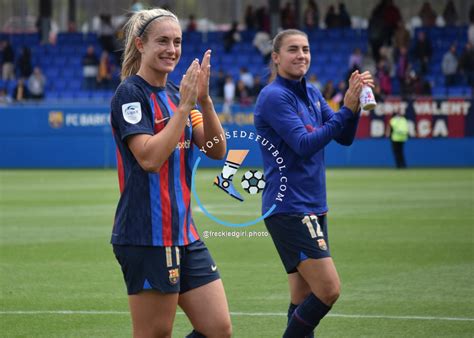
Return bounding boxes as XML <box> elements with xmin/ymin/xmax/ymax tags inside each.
<box><xmin>211</xmin><ymin>265</ymin><xmax>218</xmax><ymax>272</ymax></box>
<box><xmin>155</xmin><ymin>117</ymin><xmax>170</xmax><ymax>124</ymax></box>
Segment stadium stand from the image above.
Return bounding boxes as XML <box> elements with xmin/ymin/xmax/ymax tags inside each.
<box><xmin>0</xmin><ymin>25</ymin><xmax>471</xmax><ymax>103</ymax></box>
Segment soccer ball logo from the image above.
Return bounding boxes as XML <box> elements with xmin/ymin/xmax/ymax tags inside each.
<box><xmin>241</xmin><ymin>170</ymin><xmax>265</xmax><ymax>195</ymax></box>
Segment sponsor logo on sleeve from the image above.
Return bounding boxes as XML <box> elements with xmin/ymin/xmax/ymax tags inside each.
<box><xmin>121</xmin><ymin>102</ymin><xmax>142</xmax><ymax>124</ymax></box>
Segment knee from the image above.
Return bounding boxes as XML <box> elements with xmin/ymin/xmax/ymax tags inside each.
<box><xmin>207</xmin><ymin>320</ymin><xmax>232</xmax><ymax>338</ymax></box>
<box><xmin>318</xmin><ymin>281</ymin><xmax>341</xmax><ymax>306</ymax></box>
<box><xmin>134</xmin><ymin>325</ymin><xmax>172</xmax><ymax>338</ymax></box>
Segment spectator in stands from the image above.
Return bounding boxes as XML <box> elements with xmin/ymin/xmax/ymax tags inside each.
<box><xmin>0</xmin><ymin>87</ymin><xmax>12</xmax><ymax>104</ymax></box>
<box><xmin>442</xmin><ymin>0</ymin><xmax>458</xmax><ymax>26</ymax></box>
<box><xmin>1</xmin><ymin>40</ymin><xmax>15</xmax><ymax>81</ymax></box>
<box><xmin>27</xmin><ymin>67</ymin><xmax>46</xmax><ymax>100</ymax></box>
<box><xmin>253</xmin><ymin>29</ymin><xmax>272</xmax><ymax>64</ymax></box>
<box><xmin>223</xmin><ymin>75</ymin><xmax>235</xmax><ymax>114</ymax></box>
<box><xmin>459</xmin><ymin>42</ymin><xmax>474</xmax><ymax>89</ymax></box>
<box><xmin>338</xmin><ymin>3</ymin><xmax>351</xmax><ymax>28</ymax></box>
<box><xmin>251</xmin><ymin>75</ymin><xmax>264</xmax><ymax>97</ymax></box>
<box><xmin>376</xmin><ymin>59</ymin><xmax>392</xmax><ymax>95</ymax></box>
<box><xmin>223</xmin><ymin>21</ymin><xmax>241</xmax><ymax>53</ymax></box>
<box><xmin>98</xmin><ymin>14</ymin><xmax>116</xmax><ymax>54</ymax></box>
<box><xmin>186</xmin><ymin>15</ymin><xmax>197</xmax><ymax>32</ymax></box>
<box><xmin>308</xmin><ymin>73</ymin><xmax>322</xmax><ymax>91</ymax></box>
<box><xmin>368</xmin><ymin>1</ymin><xmax>387</xmax><ymax>62</ymax></box>
<box><xmin>239</xmin><ymin>67</ymin><xmax>254</xmax><ymax>89</ymax></box>
<box><xmin>16</xmin><ymin>47</ymin><xmax>33</xmax><ymax>79</ymax></box>
<box><xmin>393</xmin><ymin>21</ymin><xmax>410</xmax><ymax>59</ymax></box>
<box><xmin>13</xmin><ymin>78</ymin><xmax>29</xmax><ymax>101</ymax></box>
<box><xmin>244</xmin><ymin>5</ymin><xmax>256</xmax><ymax>30</ymax></box>
<box><xmin>382</xmin><ymin>0</ymin><xmax>402</xmax><ymax>46</ymax></box>
<box><xmin>303</xmin><ymin>0</ymin><xmax>319</xmax><ymax>30</ymax></box>
<box><xmin>396</xmin><ymin>46</ymin><xmax>410</xmax><ymax>93</ymax></box>
<box><xmin>332</xmin><ymin>80</ymin><xmax>347</xmax><ymax>106</ymax></box>
<box><xmin>468</xmin><ymin>6</ymin><xmax>474</xmax><ymax>45</ymax></box>
<box><xmin>281</xmin><ymin>2</ymin><xmax>297</xmax><ymax>29</ymax></box>
<box><xmin>235</xmin><ymin>80</ymin><xmax>252</xmax><ymax>106</ymax></box>
<box><xmin>82</xmin><ymin>45</ymin><xmax>99</xmax><ymax>90</ymax></box>
<box><xmin>322</xmin><ymin>80</ymin><xmax>336</xmax><ymax>100</ymax></box>
<box><xmin>418</xmin><ymin>2</ymin><xmax>437</xmax><ymax>27</ymax></box>
<box><xmin>37</xmin><ymin>0</ymin><xmax>52</xmax><ymax>44</ymax></box>
<box><xmin>255</xmin><ymin>6</ymin><xmax>270</xmax><ymax>33</ymax></box>
<box><xmin>97</xmin><ymin>51</ymin><xmax>114</xmax><ymax>89</ymax></box>
<box><xmin>210</xmin><ymin>69</ymin><xmax>225</xmax><ymax>100</ymax></box>
<box><xmin>324</xmin><ymin>5</ymin><xmax>338</xmax><ymax>29</ymax></box>
<box><xmin>348</xmin><ymin>47</ymin><xmax>363</xmax><ymax>70</ymax></box>
<box><xmin>442</xmin><ymin>44</ymin><xmax>459</xmax><ymax>87</ymax></box>
<box><xmin>413</xmin><ymin>30</ymin><xmax>432</xmax><ymax>75</ymax></box>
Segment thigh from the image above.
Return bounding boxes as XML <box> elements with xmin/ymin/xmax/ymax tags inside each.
<box><xmin>288</xmin><ymin>272</ymin><xmax>311</xmax><ymax>304</ymax></box>
<box><xmin>179</xmin><ymin>279</ymin><xmax>231</xmax><ymax>337</ymax></box>
<box><xmin>129</xmin><ymin>291</ymin><xmax>179</xmax><ymax>338</ymax></box>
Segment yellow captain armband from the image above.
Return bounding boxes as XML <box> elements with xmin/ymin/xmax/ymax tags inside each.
<box><xmin>190</xmin><ymin>109</ymin><xmax>203</xmax><ymax>128</ymax></box>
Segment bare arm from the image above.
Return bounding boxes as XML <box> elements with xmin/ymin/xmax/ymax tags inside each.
<box><xmin>192</xmin><ymin>50</ymin><xmax>226</xmax><ymax>159</ymax></box>
<box><xmin>127</xmin><ymin>60</ymin><xmax>201</xmax><ymax>172</ymax></box>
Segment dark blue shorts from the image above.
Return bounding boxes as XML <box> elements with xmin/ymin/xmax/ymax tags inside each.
<box><xmin>264</xmin><ymin>213</ymin><xmax>331</xmax><ymax>274</ymax></box>
<box><xmin>113</xmin><ymin>239</ymin><xmax>220</xmax><ymax>295</ymax></box>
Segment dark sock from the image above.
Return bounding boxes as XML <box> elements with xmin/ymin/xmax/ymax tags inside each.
<box><xmin>185</xmin><ymin>330</ymin><xmax>206</xmax><ymax>338</ymax></box>
<box><xmin>287</xmin><ymin>302</ymin><xmax>298</xmax><ymax>324</ymax></box>
<box><xmin>287</xmin><ymin>302</ymin><xmax>315</xmax><ymax>338</ymax></box>
<box><xmin>283</xmin><ymin>294</ymin><xmax>331</xmax><ymax>338</ymax></box>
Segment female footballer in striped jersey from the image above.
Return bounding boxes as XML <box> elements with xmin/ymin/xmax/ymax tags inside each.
<box><xmin>110</xmin><ymin>8</ymin><xmax>231</xmax><ymax>338</ymax></box>
<box><xmin>255</xmin><ymin>29</ymin><xmax>374</xmax><ymax>337</ymax></box>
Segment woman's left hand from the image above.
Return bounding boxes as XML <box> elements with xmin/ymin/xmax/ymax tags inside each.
<box><xmin>197</xmin><ymin>49</ymin><xmax>212</xmax><ymax>103</ymax></box>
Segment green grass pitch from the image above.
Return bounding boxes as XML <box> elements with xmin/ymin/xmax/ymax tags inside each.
<box><xmin>1</xmin><ymin>168</ymin><xmax>473</xmax><ymax>337</ymax></box>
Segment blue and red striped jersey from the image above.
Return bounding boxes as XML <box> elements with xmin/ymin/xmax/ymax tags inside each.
<box><xmin>110</xmin><ymin>75</ymin><xmax>200</xmax><ymax>247</ymax></box>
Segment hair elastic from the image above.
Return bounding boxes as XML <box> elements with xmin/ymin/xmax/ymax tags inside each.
<box><xmin>138</xmin><ymin>14</ymin><xmax>175</xmax><ymax>37</ymax></box>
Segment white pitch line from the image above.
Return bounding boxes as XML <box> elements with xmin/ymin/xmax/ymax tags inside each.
<box><xmin>0</xmin><ymin>311</ymin><xmax>472</xmax><ymax>322</ymax></box>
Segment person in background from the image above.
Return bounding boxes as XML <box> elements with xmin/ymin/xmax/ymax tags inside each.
<box><xmin>255</xmin><ymin>28</ymin><xmax>373</xmax><ymax>338</ymax></box>
<box><xmin>244</xmin><ymin>5</ymin><xmax>256</xmax><ymax>30</ymax></box>
<box><xmin>82</xmin><ymin>45</ymin><xmax>99</xmax><ymax>90</ymax></box>
<box><xmin>303</xmin><ymin>0</ymin><xmax>319</xmax><ymax>30</ymax></box>
<box><xmin>16</xmin><ymin>47</ymin><xmax>33</xmax><ymax>79</ymax></box>
<box><xmin>386</xmin><ymin>111</ymin><xmax>409</xmax><ymax>168</ymax></box>
<box><xmin>393</xmin><ymin>20</ymin><xmax>410</xmax><ymax>60</ymax></box>
<box><xmin>186</xmin><ymin>15</ymin><xmax>197</xmax><ymax>32</ymax></box>
<box><xmin>308</xmin><ymin>73</ymin><xmax>322</xmax><ymax>91</ymax></box>
<box><xmin>110</xmin><ymin>7</ymin><xmax>231</xmax><ymax>338</ymax></box>
<box><xmin>253</xmin><ymin>29</ymin><xmax>272</xmax><ymax>64</ymax></box>
<box><xmin>223</xmin><ymin>21</ymin><xmax>241</xmax><ymax>53</ymax></box>
<box><xmin>338</xmin><ymin>2</ymin><xmax>352</xmax><ymax>28</ymax></box>
<box><xmin>442</xmin><ymin>44</ymin><xmax>459</xmax><ymax>87</ymax></box>
<box><xmin>223</xmin><ymin>75</ymin><xmax>235</xmax><ymax>114</ymax></box>
<box><xmin>235</xmin><ymin>79</ymin><xmax>252</xmax><ymax>106</ymax></box>
<box><xmin>459</xmin><ymin>42</ymin><xmax>474</xmax><ymax>90</ymax></box>
<box><xmin>13</xmin><ymin>78</ymin><xmax>29</xmax><ymax>101</ymax></box>
<box><xmin>413</xmin><ymin>30</ymin><xmax>432</xmax><ymax>75</ymax></box>
<box><xmin>419</xmin><ymin>2</ymin><xmax>437</xmax><ymax>27</ymax></box>
<box><xmin>27</xmin><ymin>67</ymin><xmax>46</xmax><ymax>100</ymax></box>
<box><xmin>96</xmin><ymin>50</ymin><xmax>114</xmax><ymax>89</ymax></box>
<box><xmin>1</xmin><ymin>40</ymin><xmax>15</xmax><ymax>81</ymax></box>
<box><xmin>239</xmin><ymin>67</ymin><xmax>254</xmax><ymax>90</ymax></box>
<box><xmin>324</xmin><ymin>5</ymin><xmax>338</xmax><ymax>29</ymax></box>
<box><xmin>348</xmin><ymin>47</ymin><xmax>363</xmax><ymax>70</ymax></box>
<box><xmin>251</xmin><ymin>74</ymin><xmax>264</xmax><ymax>98</ymax></box>
<box><xmin>0</xmin><ymin>87</ymin><xmax>12</xmax><ymax>104</ymax></box>
<box><xmin>442</xmin><ymin>0</ymin><xmax>458</xmax><ymax>26</ymax></box>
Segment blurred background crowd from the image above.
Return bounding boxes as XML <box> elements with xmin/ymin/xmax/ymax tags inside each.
<box><xmin>0</xmin><ymin>0</ymin><xmax>473</xmax><ymax>111</ymax></box>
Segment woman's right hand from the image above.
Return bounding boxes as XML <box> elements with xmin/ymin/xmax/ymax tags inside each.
<box><xmin>344</xmin><ymin>70</ymin><xmax>374</xmax><ymax>113</ymax></box>
<box><xmin>179</xmin><ymin>59</ymin><xmax>201</xmax><ymax>115</ymax></box>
